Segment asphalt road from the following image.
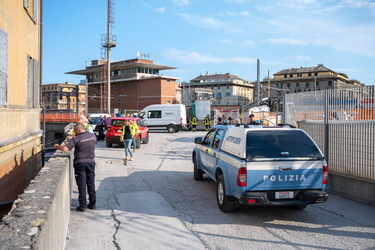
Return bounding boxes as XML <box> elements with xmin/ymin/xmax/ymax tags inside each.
<box><xmin>66</xmin><ymin>131</ymin><xmax>375</xmax><ymax>250</ymax></box>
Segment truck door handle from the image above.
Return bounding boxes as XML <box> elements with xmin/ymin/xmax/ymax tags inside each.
<box><xmin>279</xmin><ymin>167</ymin><xmax>292</xmax><ymax>171</ymax></box>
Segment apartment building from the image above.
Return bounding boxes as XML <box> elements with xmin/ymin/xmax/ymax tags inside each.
<box><xmin>182</xmin><ymin>73</ymin><xmax>254</xmax><ymax>109</ymax></box>
<box><xmin>66</xmin><ymin>58</ymin><xmax>180</xmax><ymax>114</ymax></box>
<box><xmin>41</xmin><ymin>82</ymin><xmax>86</xmax><ymax>112</ymax></box>
<box><xmin>259</xmin><ymin>64</ymin><xmax>361</xmax><ymax>110</ymax></box>
<box><xmin>0</xmin><ymin>0</ymin><xmax>42</xmax><ymax>215</ymax></box>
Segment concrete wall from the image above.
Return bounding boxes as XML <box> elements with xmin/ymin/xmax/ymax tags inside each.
<box><xmin>0</xmin><ymin>146</ymin><xmax>73</xmax><ymax>249</ymax></box>
<box><xmin>327</xmin><ymin>173</ymin><xmax>375</xmax><ymax>206</ymax></box>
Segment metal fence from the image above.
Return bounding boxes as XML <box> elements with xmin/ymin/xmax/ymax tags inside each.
<box><xmin>284</xmin><ymin>86</ymin><xmax>375</xmax><ymax>181</ymax></box>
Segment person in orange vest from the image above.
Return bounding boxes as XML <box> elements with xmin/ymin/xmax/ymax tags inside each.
<box><xmin>191</xmin><ymin>115</ymin><xmax>198</xmax><ymax>131</ymax></box>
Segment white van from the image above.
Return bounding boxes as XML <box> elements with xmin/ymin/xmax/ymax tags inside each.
<box><xmin>138</xmin><ymin>104</ymin><xmax>186</xmax><ymax>133</ymax></box>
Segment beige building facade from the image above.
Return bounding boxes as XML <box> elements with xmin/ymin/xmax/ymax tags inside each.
<box><xmin>41</xmin><ymin>82</ymin><xmax>86</xmax><ymax>112</ymax></box>
<box><xmin>259</xmin><ymin>64</ymin><xmax>361</xmax><ymax>111</ymax></box>
<box><xmin>0</xmin><ymin>0</ymin><xmax>42</xmax><ymax>213</ymax></box>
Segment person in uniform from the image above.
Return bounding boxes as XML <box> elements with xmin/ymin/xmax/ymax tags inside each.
<box><xmin>54</xmin><ymin>123</ymin><xmax>97</xmax><ymax>212</ymax></box>
<box><xmin>204</xmin><ymin>114</ymin><xmax>211</xmax><ymax>130</ymax></box>
<box><xmin>191</xmin><ymin>115</ymin><xmax>198</xmax><ymax>131</ymax></box>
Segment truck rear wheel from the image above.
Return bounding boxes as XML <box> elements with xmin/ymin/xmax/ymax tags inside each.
<box><xmin>167</xmin><ymin>126</ymin><xmax>176</xmax><ymax>133</ymax></box>
<box><xmin>217</xmin><ymin>175</ymin><xmax>235</xmax><ymax>212</ymax></box>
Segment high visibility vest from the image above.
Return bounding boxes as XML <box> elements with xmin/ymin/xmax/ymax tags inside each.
<box><xmin>191</xmin><ymin>117</ymin><xmax>198</xmax><ymax>125</ymax></box>
<box><xmin>204</xmin><ymin>117</ymin><xmax>211</xmax><ymax>125</ymax></box>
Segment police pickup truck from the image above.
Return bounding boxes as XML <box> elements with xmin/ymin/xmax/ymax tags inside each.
<box><xmin>192</xmin><ymin>124</ymin><xmax>328</xmax><ymax>212</ymax></box>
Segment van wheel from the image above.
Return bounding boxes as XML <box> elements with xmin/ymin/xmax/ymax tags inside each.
<box><xmin>167</xmin><ymin>126</ymin><xmax>176</xmax><ymax>133</ymax></box>
<box><xmin>217</xmin><ymin>175</ymin><xmax>235</xmax><ymax>212</ymax></box>
<box><xmin>106</xmin><ymin>141</ymin><xmax>112</xmax><ymax>148</ymax></box>
<box><xmin>193</xmin><ymin>156</ymin><xmax>203</xmax><ymax>180</ymax></box>
<box><xmin>143</xmin><ymin>134</ymin><xmax>149</xmax><ymax>144</ymax></box>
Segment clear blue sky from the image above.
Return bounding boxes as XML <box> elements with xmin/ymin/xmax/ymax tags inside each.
<box><xmin>42</xmin><ymin>0</ymin><xmax>375</xmax><ymax>85</ymax></box>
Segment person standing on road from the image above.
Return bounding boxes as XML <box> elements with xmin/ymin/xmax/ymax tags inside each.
<box><xmin>191</xmin><ymin>115</ymin><xmax>198</xmax><ymax>131</ymax></box>
<box><xmin>54</xmin><ymin>123</ymin><xmax>97</xmax><ymax>212</ymax></box>
<box><xmin>103</xmin><ymin>115</ymin><xmax>111</xmax><ymax>130</ymax></box>
<box><xmin>130</xmin><ymin>119</ymin><xmax>139</xmax><ymax>152</ymax></box>
<box><xmin>98</xmin><ymin>115</ymin><xmax>105</xmax><ymax>141</ymax></box>
<box><xmin>204</xmin><ymin>114</ymin><xmax>211</xmax><ymax>130</ymax></box>
<box><xmin>121</xmin><ymin>120</ymin><xmax>134</xmax><ymax>160</ymax></box>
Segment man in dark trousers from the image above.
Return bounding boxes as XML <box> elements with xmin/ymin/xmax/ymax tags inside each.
<box><xmin>54</xmin><ymin>123</ymin><xmax>97</xmax><ymax>212</ymax></box>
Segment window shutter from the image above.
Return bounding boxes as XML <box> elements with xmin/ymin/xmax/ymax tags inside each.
<box><xmin>0</xmin><ymin>30</ymin><xmax>8</xmax><ymax>106</ymax></box>
<box><xmin>33</xmin><ymin>0</ymin><xmax>38</xmax><ymax>22</ymax></box>
<box><xmin>33</xmin><ymin>59</ymin><xmax>40</xmax><ymax>108</ymax></box>
<box><xmin>24</xmin><ymin>0</ymin><xmax>29</xmax><ymax>10</ymax></box>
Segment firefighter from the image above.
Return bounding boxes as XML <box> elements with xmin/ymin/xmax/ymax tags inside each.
<box><xmin>191</xmin><ymin>115</ymin><xmax>198</xmax><ymax>131</ymax></box>
<box><xmin>204</xmin><ymin>114</ymin><xmax>211</xmax><ymax>130</ymax></box>
<box><xmin>185</xmin><ymin>115</ymin><xmax>191</xmax><ymax>131</ymax></box>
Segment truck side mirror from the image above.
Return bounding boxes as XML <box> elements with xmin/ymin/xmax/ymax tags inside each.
<box><xmin>194</xmin><ymin>137</ymin><xmax>203</xmax><ymax>144</ymax></box>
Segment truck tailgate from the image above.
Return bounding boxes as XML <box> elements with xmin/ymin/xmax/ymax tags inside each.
<box><xmin>246</xmin><ymin>160</ymin><xmax>323</xmax><ymax>191</ymax></box>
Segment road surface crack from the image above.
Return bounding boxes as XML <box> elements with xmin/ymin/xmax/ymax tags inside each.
<box><xmin>111</xmin><ymin>209</ymin><xmax>121</xmax><ymax>250</ymax></box>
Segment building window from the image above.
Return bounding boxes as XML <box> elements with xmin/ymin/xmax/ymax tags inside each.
<box><xmin>306</xmin><ymin>82</ymin><xmax>309</xmax><ymax>87</ymax></box>
<box><xmin>328</xmin><ymin>80</ymin><xmax>333</xmax><ymax>86</ymax></box>
<box><xmin>226</xmin><ymin>85</ymin><xmax>229</xmax><ymax>89</ymax></box>
<box><xmin>290</xmin><ymin>74</ymin><xmax>293</xmax><ymax>77</ymax></box>
<box><xmin>284</xmin><ymin>74</ymin><xmax>287</xmax><ymax>78</ymax></box>
<box><xmin>297</xmin><ymin>73</ymin><xmax>302</xmax><ymax>77</ymax></box>
<box><xmin>296</xmin><ymin>82</ymin><xmax>300</xmax><ymax>87</ymax></box>
<box><xmin>0</xmin><ymin>29</ymin><xmax>8</xmax><ymax>106</ymax></box>
<box><xmin>316</xmin><ymin>81</ymin><xmax>319</xmax><ymax>86</ymax></box>
<box><xmin>225</xmin><ymin>92</ymin><xmax>230</xmax><ymax>97</ymax></box>
<box><xmin>287</xmin><ymin>83</ymin><xmax>290</xmax><ymax>88</ymax></box>
<box><xmin>308</xmin><ymin>73</ymin><xmax>311</xmax><ymax>76</ymax></box>
<box><xmin>315</xmin><ymin>72</ymin><xmax>318</xmax><ymax>76</ymax></box>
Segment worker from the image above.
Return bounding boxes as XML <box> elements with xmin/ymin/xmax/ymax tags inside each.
<box><xmin>203</xmin><ymin>114</ymin><xmax>211</xmax><ymax>130</ymax></box>
<box><xmin>191</xmin><ymin>115</ymin><xmax>198</xmax><ymax>131</ymax></box>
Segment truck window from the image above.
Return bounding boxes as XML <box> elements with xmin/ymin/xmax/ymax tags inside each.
<box><xmin>148</xmin><ymin>110</ymin><xmax>162</xmax><ymax>118</ymax></box>
<box><xmin>213</xmin><ymin>129</ymin><xmax>224</xmax><ymax>149</ymax></box>
<box><xmin>138</xmin><ymin>112</ymin><xmax>145</xmax><ymax>119</ymax></box>
<box><xmin>203</xmin><ymin>129</ymin><xmax>216</xmax><ymax>146</ymax></box>
<box><xmin>246</xmin><ymin>130</ymin><xmax>323</xmax><ymax>160</ymax></box>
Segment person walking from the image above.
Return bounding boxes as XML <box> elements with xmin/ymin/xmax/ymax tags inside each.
<box><xmin>203</xmin><ymin>114</ymin><xmax>211</xmax><ymax>130</ymax></box>
<box><xmin>130</xmin><ymin>119</ymin><xmax>139</xmax><ymax>152</ymax></box>
<box><xmin>191</xmin><ymin>115</ymin><xmax>198</xmax><ymax>131</ymax></box>
<box><xmin>120</xmin><ymin>120</ymin><xmax>134</xmax><ymax>160</ymax></box>
<box><xmin>54</xmin><ymin>123</ymin><xmax>97</xmax><ymax>212</ymax></box>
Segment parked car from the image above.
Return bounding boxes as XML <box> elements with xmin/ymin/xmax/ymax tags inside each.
<box><xmin>105</xmin><ymin>117</ymin><xmax>149</xmax><ymax>148</ymax></box>
<box><xmin>137</xmin><ymin>104</ymin><xmax>186</xmax><ymax>133</ymax></box>
<box><xmin>192</xmin><ymin>124</ymin><xmax>328</xmax><ymax>212</ymax></box>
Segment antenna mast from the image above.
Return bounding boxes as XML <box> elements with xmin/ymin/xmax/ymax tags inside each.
<box><xmin>101</xmin><ymin>0</ymin><xmax>116</xmax><ymax>114</ymax></box>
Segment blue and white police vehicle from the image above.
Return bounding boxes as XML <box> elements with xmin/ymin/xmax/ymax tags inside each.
<box><xmin>192</xmin><ymin>124</ymin><xmax>328</xmax><ymax>212</ymax></box>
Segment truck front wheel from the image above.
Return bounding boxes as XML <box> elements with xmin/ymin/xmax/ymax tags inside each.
<box><xmin>216</xmin><ymin>175</ymin><xmax>235</xmax><ymax>212</ymax></box>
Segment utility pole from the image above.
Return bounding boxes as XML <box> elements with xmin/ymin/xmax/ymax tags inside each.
<box><xmin>257</xmin><ymin>59</ymin><xmax>260</xmax><ymax>102</ymax></box>
<box><xmin>102</xmin><ymin>0</ymin><xmax>116</xmax><ymax>114</ymax></box>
